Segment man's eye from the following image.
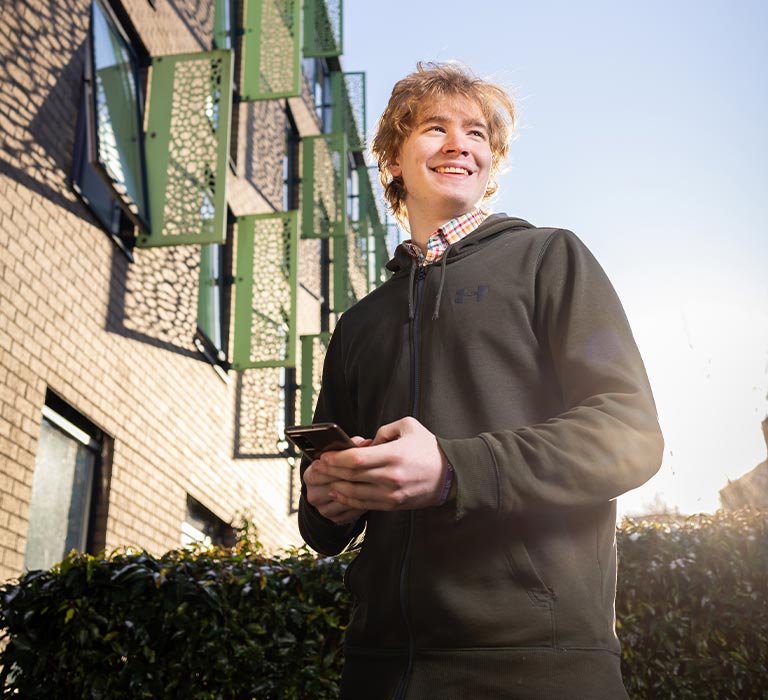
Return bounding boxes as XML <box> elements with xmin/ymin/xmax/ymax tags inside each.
<box><xmin>428</xmin><ymin>125</ymin><xmax>446</xmax><ymax>133</ymax></box>
<box><xmin>470</xmin><ymin>130</ymin><xmax>486</xmax><ymax>138</ymax></box>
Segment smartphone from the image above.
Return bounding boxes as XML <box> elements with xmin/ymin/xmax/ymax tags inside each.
<box><xmin>284</xmin><ymin>422</ymin><xmax>355</xmax><ymax>461</ymax></box>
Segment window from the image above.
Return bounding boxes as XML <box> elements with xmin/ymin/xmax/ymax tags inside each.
<box><xmin>24</xmin><ymin>392</ymin><xmax>112</xmax><ymax>571</ymax></box>
<box><xmin>181</xmin><ymin>496</ymin><xmax>235</xmax><ymax>548</ymax></box>
<box><xmin>71</xmin><ymin>0</ymin><xmax>149</xmax><ymax>257</ymax></box>
<box><xmin>213</xmin><ymin>0</ymin><xmax>234</xmax><ymax>50</ymax></box>
<box><xmin>302</xmin><ymin>57</ymin><xmax>332</xmax><ymax>132</ymax></box>
<box><xmin>283</xmin><ymin>112</ymin><xmax>300</xmax><ymax>211</ymax></box>
<box><xmin>195</xmin><ymin>209</ymin><xmax>233</xmax><ymax>379</ymax></box>
<box><xmin>195</xmin><ymin>240</ymin><xmax>231</xmax><ymax>379</ymax></box>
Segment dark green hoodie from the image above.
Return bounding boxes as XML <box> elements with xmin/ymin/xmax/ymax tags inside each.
<box><xmin>299</xmin><ymin>215</ymin><xmax>663</xmax><ymax>700</ymax></box>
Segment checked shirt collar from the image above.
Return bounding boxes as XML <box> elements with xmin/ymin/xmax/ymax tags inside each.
<box><xmin>403</xmin><ymin>208</ymin><xmax>489</xmax><ymax>267</ymax></box>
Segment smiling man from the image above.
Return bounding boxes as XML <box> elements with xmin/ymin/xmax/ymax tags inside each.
<box><xmin>299</xmin><ymin>63</ymin><xmax>663</xmax><ymax>700</ymax></box>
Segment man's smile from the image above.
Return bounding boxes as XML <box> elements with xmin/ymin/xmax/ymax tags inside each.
<box><xmin>432</xmin><ymin>165</ymin><xmax>473</xmax><ymax>175</ymax></box>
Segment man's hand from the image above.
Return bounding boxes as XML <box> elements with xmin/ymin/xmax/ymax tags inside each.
<box><xmin>303</xmin><ymin>436</ymin><xmax>370</xmax><ymax>525</ymax></box>
<box><xmin>314</xmin><ymin>417</ymin><xmax>448</xmax><ymax>512</ymax></box>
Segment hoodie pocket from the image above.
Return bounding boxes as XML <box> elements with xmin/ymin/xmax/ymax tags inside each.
<box><xmin>504</xmin><ymin>535</ymin><xmax>555</xmax><ymax>608</ymax></box>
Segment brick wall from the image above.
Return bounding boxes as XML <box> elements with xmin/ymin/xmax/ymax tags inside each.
<box><xmin>0</xmin><ymin>0</ymin><xmax>333</xmax><ymax>579</ymax></box>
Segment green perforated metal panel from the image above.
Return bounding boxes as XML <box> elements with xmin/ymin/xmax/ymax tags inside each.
<box><xmin>299</xmin><ymin>333</ymin><xmax>330</xmax><ymax>424</ymax></box>
<box><xmin>303</xmin><ymin>0</ymin><xmax>342</xmax><ymax>58</ymax></box>
<box><xmin>372</xmin><ymin>218</ymin><xmax>389</xmax><ymax>287</ymax></box>
<box><xmin>241</xmin><ymin>0</ymin><xmax>300</xmax><ymax>100</ymax></box>
<box><xmin>232</xmin><ymin>212</ymin><xmax>298</xmax><ymax>369</ymax></box>
<box><xmin>356</xmin><ymin>167</ymin><xmax>389</xmax><ymax>288</ymax></box>
<box><xmin>332</xmin><ymin>224</ymin><xmax>367</xmax><ymax>313</ymax></box>
<box><xmin>301</xmin><ymin>133</ymin><xmax>347</xmax><ymax>238</ymax></box>
<box><xmin>138</xmin><ymin>50</ymin><xmax>233</xmax><ymax>247</ymax></box>
<box><xmin>331</xmin><ymin>233</ymin><xmax>349</xmax><ymax>312</ymax></box>
<box><xmin>331</xmin><ymin>71</ymin><xmax>365</xmax><ymax>152</ymax></box>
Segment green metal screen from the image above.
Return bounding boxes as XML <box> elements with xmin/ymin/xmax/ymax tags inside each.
<box><xmin>299</xmin><ymin>333</ymin><xmax>330</xmax><ymax>424</ymax></box>
<box><xmin>331</xmin><ymin>71</ymin><xmax>366</xmax><ymax>152</ymax></box>
<box><xmin>303</xmin><ymin>0</ymin><xmax>342</xmax><ymax>58</ymax></box>
<box><xmin>301</xmin><ymin>133</ymin><xmax>347</xmax><ymax>238</ymax></box>
<box><xmin>241</xmin><ymin>0</ymin><xmax>300</xmax><ymax>100</ymax></box>
<box><xmin>232</xmin><ymin>212</ymin><xmax>298</xmax><ymax>369</ymax></box>
<box><xmin>138</xmin><ymin>50</ymin><xmax>233</xmax><ymax>247</ymax></box>
<box><xmin>333</xmin><ymin>221</ymin><xmax>369</xmax><ymax>312</ymax></box>
<box><xmin>356</xmin><ymin>168</ymin><xmax>389</xmax><ymax>289</ymax></box>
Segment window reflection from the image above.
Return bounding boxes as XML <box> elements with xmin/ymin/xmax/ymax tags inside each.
<box><xmin>91</xmin><ymin>0</ymin><xmax>147</xmax><ymax>220</ymax></box>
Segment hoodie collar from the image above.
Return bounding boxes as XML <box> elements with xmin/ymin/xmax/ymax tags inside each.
<box><xmin>387</xmin><ymin>213</ymin><xmax>535</xmax><ymax>275</ymax></box>
<box><xmin>397</xmin><ymin>214</ymin><xmax>535</xmax><ymax>321</ymax></box>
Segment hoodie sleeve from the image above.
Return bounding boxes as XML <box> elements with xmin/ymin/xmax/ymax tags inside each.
<box><xmin>437</xmin><ymin>229</ymin><xmax>664</xmax><ymax>517</ymax></box>
<box><xmin>298</xmin><ymin>319</ymin><xmax>367</xmax><ymax>555</ymax></box>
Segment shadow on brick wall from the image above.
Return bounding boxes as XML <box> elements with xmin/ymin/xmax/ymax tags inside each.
<box><xmin>165</xmin><ymin>0</ymin><xmax>212</xmax><ymax>52</ymax></box>
<box><xmin>0</xmin><ymin>1</ymin><xmax>97</xmax><ymax>230</ymax></box>
<box><xmin>233</xmin><ymin>368</ymin><xmax>285</xmax><ymax>458</ymax></box>
<box><xmin>106</xmin><ymin>245</ymin><xmax>201</xmax><ymax>360</ymax></box>
<box><xmin>233</xmin><ymin>368</ymin><xmax>300</xmax><ymax>512</ymax></box>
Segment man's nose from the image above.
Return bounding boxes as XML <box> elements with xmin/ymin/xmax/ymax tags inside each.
<box><xmin>441</xmin><ymin>132</ymin><xmax>470</xmax><ymax>155</ymax></box>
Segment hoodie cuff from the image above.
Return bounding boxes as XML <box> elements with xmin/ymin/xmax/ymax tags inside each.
<box><xmin>435</xmin><ymin>435</ymin><xmax>501</xmax><ymax>519</ymax></box>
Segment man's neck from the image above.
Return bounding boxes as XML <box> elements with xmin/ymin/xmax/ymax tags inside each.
<box><xmin>407</xmin><ymin>210</ymin><xmax>471</xmax><ymax>252</ymax></box>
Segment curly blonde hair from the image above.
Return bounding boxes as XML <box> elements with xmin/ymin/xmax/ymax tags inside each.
<box><xmin>371</xmin><ymin>62</ymin><xmax>515</xmax><ymax>228</ymax></box>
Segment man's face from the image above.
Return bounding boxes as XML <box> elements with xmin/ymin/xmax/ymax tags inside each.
<box><xmin>389</xmin><ymin>95</ymin><xmax>492</xmax><ymax>228</ymax></box>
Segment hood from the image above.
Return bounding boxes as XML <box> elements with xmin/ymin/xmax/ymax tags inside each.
<box><xmin>385</xmin><ymin>214</ymin><xmax>535</xmax><ymax>275</ymax></box>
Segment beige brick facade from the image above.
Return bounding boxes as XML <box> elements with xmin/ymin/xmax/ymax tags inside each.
<box><xmin>0</xmin><ymin>0</ymin><xmax>363</xmax><ymax>579</ymax></box>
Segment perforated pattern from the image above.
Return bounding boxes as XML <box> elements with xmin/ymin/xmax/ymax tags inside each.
<box><xmin>163</xmin><ymin>57</ymin><xmax>223</xmax><ymax>236</ymax></box>
<box><xmin>298</xmin><ymin>238</ymin><xmax>322</xmax><ymax>298</ymax></box>
<box><xmin>301</xmin><ymin>134</ymin><xmax>345</xmax><ymax>238</ymax></box>
<box><xmin>234</xmin><ymin>368</ymin><xmax>283</xmax><ymax>456</ymax></box>
<box><xmin>232</xmin><ymin>212</ymin><xmax>298</xmax><ymax>369</ymax></box>
<box><xmin>304</xmin><ymin>0</ymin><xmax>342</xmax><ymax>57</ymax></box>
<box><xmin>245</xmin><ymin>0</ymin><xmax>298</xmax><ymax>99</ymax></box>
<box><xmin>250</xmin><ymin>217</ymin><xmax>290</xmax><ymax>363</ymax></box>
<box><xmin>347</xmin><ymin>223</ymin><xmax>369</xmax><ymax>302</ymax></box>
<box><xmin>299</xmin><ymin>334</ymin><xmax>330</xmax><ymax>424</ymax></box>
<box><xmin>123</xmin><ymin>245</ymin><xmax>200</xmax><ymax>353</ymax></box>
<box><xmin>140</xmin><ymin>50</ymin><xmax>232</xmax><ymax>247</ymax></box>
<box><xmin>343</xmin><ymin>72</ymin><xmax>365</xmax><ymax>152</ymax></box>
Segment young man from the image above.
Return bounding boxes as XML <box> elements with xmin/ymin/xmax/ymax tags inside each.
<box><xmin>299</xmin><ymin>63</ymin><xmax>663</xmax><ymax>700</ymax></box>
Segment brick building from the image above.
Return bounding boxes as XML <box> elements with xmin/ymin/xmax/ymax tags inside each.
<box><xmin>0</xmin><ymin>0</ymin><xmax>388</xmax><ymax>579</ymax></box>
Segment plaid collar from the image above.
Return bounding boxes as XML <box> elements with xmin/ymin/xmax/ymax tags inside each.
<box><xmin>403</xmin><ymin>209</ymin><xmax>489</xmax><ymax>267</ymax></box>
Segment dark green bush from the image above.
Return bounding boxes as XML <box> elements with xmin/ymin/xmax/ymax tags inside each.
<box><xmin>1</xmin><ymin>510</ymin><xmax>765</xmax><ymax>699</ymax></box>
<box><xmin>617</xmin><ymin>509</ymin><xmax>768</xmax><ymax>699</ymax></box>
<box><xmin>0</xmin><ymin>543</ymin><xmax>351</xmax><ymax>699</ymax></box>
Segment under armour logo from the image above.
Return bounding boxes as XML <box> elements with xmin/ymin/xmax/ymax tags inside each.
<box><xmin>454</xmin><ymin>285</ymin><xmax>489</xmax><ymax>304</ymax></box>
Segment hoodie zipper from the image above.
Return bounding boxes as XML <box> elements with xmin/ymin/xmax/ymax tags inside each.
<box><xmin>393</xmin><ymin>265</ymin><xmax>427</xmax><ymax>700</ymax></box>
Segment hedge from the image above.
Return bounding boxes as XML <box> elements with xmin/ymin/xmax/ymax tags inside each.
<box><xmin>0</xmin><ymin>543</ymin><xmax>351</xmax><ymax>698</ymax></box>
<box><xmin>617</xmin><ymin>509</ymin><xmax>767</xmax><ymax>699</ymax></box>
<box><xmin>1</xmin><ymin>509</ymin><xmax>766</xmax><ymax>699</ymax></box>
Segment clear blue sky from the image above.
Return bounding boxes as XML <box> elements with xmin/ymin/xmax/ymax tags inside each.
<box><xmin>342</xmin><ymin>0</ymin><xmax>768</xmax><ymax>516</ymax></box>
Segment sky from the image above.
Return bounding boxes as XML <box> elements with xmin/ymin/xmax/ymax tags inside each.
<box><xmin>342</xmin><ymin>0</ymin><xmax>768</xmax><ymax>516</ymax></box>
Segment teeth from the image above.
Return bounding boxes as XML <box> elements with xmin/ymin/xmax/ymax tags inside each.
<box><xmin>435</xmin><ymin>166</ymin><xmax>469</xmax><ymax>175</ymax></box>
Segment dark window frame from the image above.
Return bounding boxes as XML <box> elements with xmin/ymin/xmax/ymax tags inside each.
<box><xmin>194</xmin><ymin>208</ymin><xmax>235</xmax><ymax>380</ymax></box>
<box><xmin>25</xmin><ymin>390</ymin><xmax>113</xmax><ymax>569</ymax></box>
<box><xmin>183</xmin><ymin>495</ymin><xmax>236</xmax><ymax>548</ymax></box>
<box><xmin>71</xmin><ymin>0</ymin><xmax>151</xmax><ymax>260</ymax></box>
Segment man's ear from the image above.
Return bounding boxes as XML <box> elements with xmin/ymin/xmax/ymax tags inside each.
<box><xmin>388</xmin><ymin>160</ymin><xmax>402</xmax><ymax>178</ymax></box>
